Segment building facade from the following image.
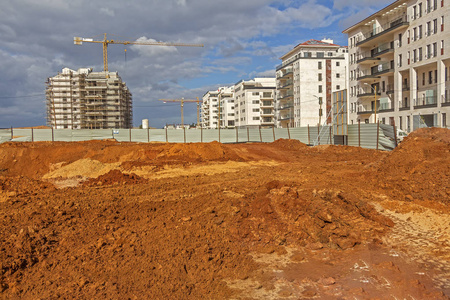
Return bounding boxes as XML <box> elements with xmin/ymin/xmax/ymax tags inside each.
<box><xmin>46</xmin><ymin>68</ymin><xmax>132</xmax><ymax>129</ymax></box>
<box><xmin>276</xmin><ymin>39</ymin><xmax>349</xmax><ymax>128</ymax></box>
<box><xmin>344</xmin><ymin>0</ymin><xmax>449</xmax><ymax>131</ymax></box>
<box><xmin>201</xmin><ymin>78</ymin><xmax>276</xmax><ymax>129</ymax></box>
<box><xmin>234</xmin><ymin>78</ymin><xmax>276</xmax><ymax>129</ymax></box>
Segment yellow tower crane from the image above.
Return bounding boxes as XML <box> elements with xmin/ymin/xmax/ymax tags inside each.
<box><xmin>74</xmin><ymin>33</ymin><xmax>204</xmax><ymax>73</ymax></box>
<box><xmin>158</xmin><ymin>97</ymin><xmax>201</xmax><ymax>127</ymax></box>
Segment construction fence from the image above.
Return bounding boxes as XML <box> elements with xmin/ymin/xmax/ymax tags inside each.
<box><xmin>0</xmin><ymin>123</ymin><xmax>397</xmax><ymax>151</ymax></box>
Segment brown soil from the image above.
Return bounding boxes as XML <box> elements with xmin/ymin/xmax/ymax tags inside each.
<box><xmin>0</xmin><ymin>128</ymin><xmax>449</xmax><ymax>299</ymax></box>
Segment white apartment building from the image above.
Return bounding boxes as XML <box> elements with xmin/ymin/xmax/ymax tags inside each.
<box><xmin>46</xmin><ymin>68</ymin><xmax>132</xmax><ymax>129</ymax></box>
<box><xmin>201</xmin><ymin>86</ymin><xmax>234</xmax><ymax>129</ymax></box>
<box><xmin>344</xmin><ymin>0</ymin><xmax>449</xmax><ymax>131</ymax></box>
<box><xmin>234</xmin><ymin>78</ymin><xmax>276</xmax><ymax>129</ymax></box>
<box><xmin>276</xmin><ymin>39</ymin><xmax>349</xmax><ymax>128</ymax></box>
<box><xmin>201</xmin><ymin>78</ymin><xmax>276</xmax><ymax>129</ymax></box>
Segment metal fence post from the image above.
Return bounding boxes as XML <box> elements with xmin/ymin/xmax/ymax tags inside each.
<box><xmin>235</xmin><ymin>127</ymin><xmax>238</xmax><ymax>143</ymax></box>
<box><xmin>31</xmin><ymin>128</ymin><xmax>34</xmax><ymax>142</ymax></box>
<box><xmin>317</xmin><ymin>125</ymin><xmax>320</xmax><ymax>145</ymax></box>
<box><xmin>376</xmin><ymin>121</ymin><xmax>380</xmax><ymax>150</ymax></box>
<box><xmin>183</xmin><ymin>127</ymin><xmax>186</xmax><ymax>143</ymax></box>
<box><xmin>247</xmin><ymin>127</ymin><xmax>250</xmax><ymax>142</ymax></box>
<box><xmin>272</xmin><ymin>126</ymin><xmax>276</xmax><ymax>141</ymax></box>
<box><xmin>147</xmin><ymin>128</ymin><xmax>150</xmax><ymax>143</ymax></box>
<box><xmin>129</xmin><ymin>128</ymin><xmax>132</xmax><ymax>142</ymax></box>
<box><xmin>52</xmin><ymin>127</ymin><xmax>54</xmax><ymax>142</ymax></box>
<box><xmin>358</xmin><ymin>119</ymin><xmax>361</xmax><ymax>147</ymax></box>
<box><xmin>393</xmin><ymin>122</ymin><xmax>398</xmax><ymax>148</ymax></box>
<box><xmin>329</xmin><ymin>126</ymin><xmax>332</xmax><ymax>144</ymax></box>
<box><xmin>259</xmin><ymin>126</ymin><xmax>262</xmax><ymax>142</ymax></box>
<box><xmin>201</xmin><ymin>126</ymin><xmax>203</xmax><ymax>143</ymax></box>
<box><xmin>287</xmin><ymin>123</ymin><xmax>291</xmax><ymax>139</ymax></box>
<box><xmin>307</xmin><ymin>124</ymin><xmax>310</xmax><ymax>145</ymax></box>
<box><xmin>165</xmin><ymin>127</ymin><xmax>168</xmax><ymax>143</ymax></box>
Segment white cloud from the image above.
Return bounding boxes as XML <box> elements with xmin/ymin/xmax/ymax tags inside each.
<box><xmin>100</xmin><ymin>7</ymin><xmax>115</xmax><ymax>17</ymax></box>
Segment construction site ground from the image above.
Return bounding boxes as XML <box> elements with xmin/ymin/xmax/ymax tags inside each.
<box><xmin>0</xmin><ymin>127</ymin><xmax>449</xmax><ymax>299</ymax></box>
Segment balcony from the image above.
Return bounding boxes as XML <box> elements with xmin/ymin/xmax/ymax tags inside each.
<box><xmin>356</xmin><ymin>52</ymin><xmax>380</xmax><ymax>64</ymax></box>
<box><xmin>356</xmin><ymin>15</ymin><xmax>409</xmax><ymax>46</ymax></box>
<box><xmin>277</xmin><ymin>92</ymin><xmax>293</xmax><ymax>101</ymax></box>
<box><xmin>399</xmin><ymin>101</ymin><xmax>410</xmax><ymax>111</ymax></box>
<box><xmin>278</xmin><ymin>114</ymin><xmax>293</xmax><ymax>121</ymax></box>
<box><xmin>378</xmin><ymin>102</ymin><xmax>394</xmax><ymax>112</ymax></box>
<box><xmin>278</xmin><ymin>105</ymin><xmax>293</xmax><ymax>111</ymax></box>
<box><xmin>357</xmin><ymin>87</ymin><xmax>381</xmax><ymax>98</ymax></box>
<box><xmin>372</xmin><ymin>61</ymin><xmax>395</xmax><ymax>76</ymax></box>
<box><xmin>356</xmin><ymin>70</ymin><xmax>380</xmax><ymax>82</ymax></box>
<box><xmin>442</xmin><ymin>95</ymin><xmax>450</xmax><ymax>107</ymax></box>
<box><xmin>277</xmin><ymin>70</ymin><xmax>293</xmax><ymax>79</ymax></box>
<box><xmin>414</xmin><ymin>96</ymin><xmax>437</xmax><ymax>108</ymax></box>
<box><xmin>372</xmin><ymin>42</ymin><xmax>395</xmax><ymax>58</ymax></box>
<box><xmin>278</xmin><ymin>80</ymin><xmax>293</xmax><ymax>90</ymax></box>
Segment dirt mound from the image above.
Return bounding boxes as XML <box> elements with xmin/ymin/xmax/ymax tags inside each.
<box><xmin>156</xmin><ymin>141</ymin><xmax>241</xmax><ymax>162</ymax></box>
<box><xmin>374</xmin><ymin>127</ymin><xmax>450</xmax><ymax>203</ymax></box>
<box><xmin>270</xmin><ymin>139</ymin><xmax>308</xmax><ymax>150</ymax></box>
<box><xmin>0</xmin><ymin>176</ymin><xmax>55</xmax><ymax>201</ymax></box>
<box><xmin>82</xmin><ymin>170</ymin><xmax>147</xmax><ymax>186</ymax></box>
<box><xmin>236</xmin><ymin>182</ymin><xmax>393</xmax><ymax>250</ymax></box>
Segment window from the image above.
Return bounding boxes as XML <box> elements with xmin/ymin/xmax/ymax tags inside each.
<box><xmin>419</xmin><ymin>47</ymin><xmax>423</xmax><ymax>61</ymax></box>
<box><xmin>419</xmin><ymin>3</ymin><xmax>422</xmax><ymax>17</ymax></box>
<box><xmin>253</xmin><ymin>117</ymin><xmax>260</xmax><ymax>120</ymax></box>
<box><xmin>252</xmin><ymin>108</ymin><xmax>259</xmax><ymax>112</ymax></box>
<box><xmin>423</xmin><ymin>72</ymin><xmax>426</xmax><ymax>85</ymax></box>
<box><xmin>433</xmin><ymin>42</ymin><xmax>438</xmax><ymax>56</ymax></box>
<box><xmin>442</xmin><ymin>40</ymin><xmax>445</xmax><ymax>55</ymax></box>
<box><xmin>336</xmin><ymin>85</ymin><xmax>341</xmax><ymax>90</ymax></box>
<box><xmin>427</xmin><ymin>21</ymin><xmax>432</xmax><ymax>35</ymax></box>
<box><xmin>418</xmin><ymin>25</ymin><xmax>423</xmax><ymax>39</ymax></box>
<box><xmin>442</xmin><ymin>16</ymin><xmax>445</xmax><ymax>31</ymax></box>
<box><xmin>427</xmin><ymin>44</ymin><xmax>432</xmax><ymax>58</ymax></box>
<box><xmin>252</xmin><ymin>92</ymin><xmax>259</xmax><ymax>96</ymax></box>
<box><xmin>434</xmin><ymin>19</ymin><xmax>438</xmax><ymax>33</ymax></box>
<box><xmin>318</xmin><ymin>61</ymin><xmax>322</xmax><ymax>69</ymax></box>
<box><xmin>429</xmin><ymin>71</ymin><xmax>433</xmax><ymax>84</ymax></box>
<box><xmin>318</xmin><ymin>73</ymin><xmax>323</xmax><ymax>81</ymax></box>
<box><xmin>413</xmin><ymin>5</ymin><xmax>417</xmax><ymax>18</ymax></box>
<box><xmin>317</xmin><ymin>52</ymin><xmax>324</xmax><ymax>58</ymax></box>
<box><xmin>328</xmin><ymin>52</ymin><xmax>333</xmax><ymax>57</ymax></box>
<box><xmin>336</xmin><ymin>73</ymin><xmax>340</xmax><ymax>78</ymax></box>
<box><xmin>413</xmin><ymin>27</ymin><xmax>417</xmax><ymax>40</ymax></box>
<box><xmin>318</xmin><ymin>85</ymin><xmax>323</xmax><ymax>93</ymax></box>
<box><xmin>398</xmin><ymin>33</ymin><xmax>402</xmax><ymax>47</ymax></box>
<box><xmin>252</xmin><ymin>100</ymin><xmax>259</xmax><ymax>104</ymax></box>
<box><xmin>435</xmin><ymin>70</ymin><xmax>438</xmax><ymax>83</ymax></box>
<box><xmin>398</xmin><ymin>54</ymin><xmax>402</xmax><ymax>67</ymax></box>
<box><xmin>336</xmin><ymin>62</ymin><xmax>340</xmax><ymax>66</ymax></box>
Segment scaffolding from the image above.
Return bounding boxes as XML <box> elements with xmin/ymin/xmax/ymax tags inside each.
<box><xmin>46</xmin><ymin>68</ymin><xmax>132</xmax><ymax>129</ymax></box>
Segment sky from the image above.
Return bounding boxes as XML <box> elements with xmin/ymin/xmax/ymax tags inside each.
<box><xmin>0</xmin><ymin>0</ymin><xmax>393</xmax><ymax>128</ymax></box>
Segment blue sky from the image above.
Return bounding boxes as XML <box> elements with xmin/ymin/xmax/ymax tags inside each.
<box><xmin>0</xmin><ymin>0</ymin><xmax>393</xmax><ymax>128</ymax></box>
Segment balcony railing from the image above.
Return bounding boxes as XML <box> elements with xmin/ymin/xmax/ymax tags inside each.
<box><xmin>357</xmin><ymin>88</ymin><xmax>381</xmax><ymax>97</ymax></box>
<box><xmin>442</xmin><ymin>95</ymin><xmax>450</xmax><ymax>106</ymax></box>
<box><xmin>356</xmin><ymin>15</ymin><xmax>409</xmax><ymax>45</ymax></box>
<box><xmin>278</xmin><ymin>80</ymin><xmax>293</xmax><ymax>89</ymax></box>
<box><xmin>278</xmin><ymin>105</ymin><xmax>293</xmax><ymax>111</ymax></box>
<box><xmin>414</xmin><ymin>96</ymin><xmax>437</xmax><ymax>107</ymax></box>
<box><xmin>372</xmin><ymin>42</ymin><xmax>395</xmax><ymax>57</ymax></box>
<box><xmin>372</xmin><ymin>61</ymin><xmax>395</xmax><ymax>76</ymax></box>
<box><xmin>277</xmin><ymin>92</ymin><xmax>293</xmax><ymax>100</ymax></box>
<box><xmin>278</xmin><ymin>115</ymin><xmax>293</xmax><ymax>121</ymax></box>
<box><xmin>277</xmin><ymin>70</ymin><xmax>293</xmax><ymax>78</ymax></box>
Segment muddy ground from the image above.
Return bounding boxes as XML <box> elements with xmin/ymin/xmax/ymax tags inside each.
<box><xmin>0</xmin><ymin>127</ymin><xmax>449</xmax><ymax>299</ymax></box>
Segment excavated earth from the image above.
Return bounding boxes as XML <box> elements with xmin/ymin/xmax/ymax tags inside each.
<box><xmin>0</xmin><ymin>127</ymin><xmax>449</xmax><ymax>299</ymax></box>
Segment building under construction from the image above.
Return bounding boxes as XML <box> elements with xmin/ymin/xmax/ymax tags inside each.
<box><xmin>46</xmin><ymin>67</ymin><xmax>132</xmax><ymax>129</ymax></box>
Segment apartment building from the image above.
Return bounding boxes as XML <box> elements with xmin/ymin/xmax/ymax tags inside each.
<box><xmin>46</xmin><ymin>68</ymin><xmax>132</xmax><ymax>129</ymax></box>
<box><xmin>234</xmin><ymin>78</ymin><xmax>276</xmax><ymax>129</ymax></box>
<box><xmin>201</xmin><ymin>78</ymin><xmax>276</xmax><ymax>129</ymax></box>
<box><xmin>276</xmin><ymin>39</ymin><xmax>349</xmax><ymax>128</ymax></box>
<box><xmin>201</xmin><ymin>86</ymin><xmax>234</xmax><ymax>129</ymax></box>
<box><xmin>344</xmin><ymin>0</ymin><xmax>449</xmax><ymax>131</ymax></box>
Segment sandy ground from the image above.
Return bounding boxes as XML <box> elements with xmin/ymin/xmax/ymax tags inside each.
<box><xmin>0</xmin><ymin>128</ymin><xmax>449</xmax><ymax>299</ymax></box>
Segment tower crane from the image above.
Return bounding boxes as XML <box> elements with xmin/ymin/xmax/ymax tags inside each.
<box><xmin>74</xmin><ymin>33</ymin><xmax>203</xmax><ymax>73</ymax></box>
<box><xmin>158</xmin><ymin>97</ymin><xmax>201</xmax><ymax>127</ymax></box>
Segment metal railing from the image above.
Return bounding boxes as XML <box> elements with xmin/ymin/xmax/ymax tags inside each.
<box><xmin>357</xmin><ymin>15</ymin><xmax>409</xmax><ymax>45</ymax></box>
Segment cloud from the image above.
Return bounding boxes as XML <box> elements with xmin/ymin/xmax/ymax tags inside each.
<box><xmin>100</xmin><ymin>7</ymin><xmax>115</xmax><ymax>17</ymax></box>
